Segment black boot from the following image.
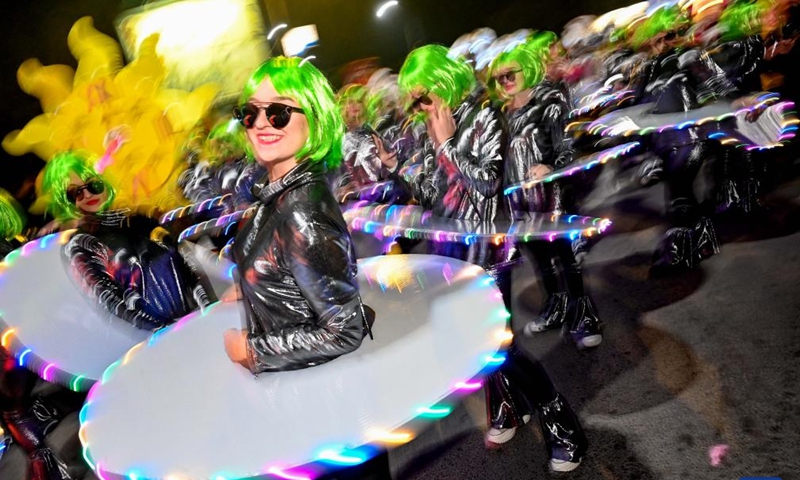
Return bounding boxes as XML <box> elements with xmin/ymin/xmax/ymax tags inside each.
<box><xmin>29</xmin><ymin>448</ymin><xmax>73</xmax><ymax>480</ymax></box>
<box><xmin>651</xmin><ymin>227</ymin><xmax>696</xmax><ymax>275</ymax></box>
<box><xmin>524</xmin><ymin>292</ymin><xmax>568</xmax><ymax>335</ymax></box>
<box><xmin>693</xmin><ymin>216</ymin><xmax>720</xmax><ymax>263</ymax></box>
<box><xmin>538</xmin><ymin>393</ymin><xmax>588</xmax><ymax>472</ymax></box>
<box><xmin>562</xmin><ymin>295</ymin><xmax>603</xmax><ymax>349</ymax></box>
<box><xmin>28</xmin><ymin>396</ymin><xmax>62</xmax><ymax>437</ymax></box>
<box><xmin>3</xmin><ymin>409</ymin><xmax>72</xmax><ymax>480</ymax></box>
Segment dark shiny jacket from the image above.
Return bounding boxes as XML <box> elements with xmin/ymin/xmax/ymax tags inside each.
<box><xmin>629</xmin><ymin>47</ymin><xmax>737</xmax><ymax>150</ymax></box>
<box><xmin>709</xmin><ymin>35</ymin><xmax>765</xmax><ymax>94</ymax></box>
<box><xmin>65</xmin><ymin>210</ymin><xmax>211</xmax><ymax>331</ymax></box>
<box><xmin>503</xmin><ymin>81</ymin><xmax>573</xmax><ymax>214</ymax></box>
<box><xmin>394</xmin><ymin>88</ymin><xmax>507</xmax><ymax>222</ymax></box>
<box><xmin>232</xmin><ymin>160</ymin><xmax>366</xmax><ymax>374</ymax></box>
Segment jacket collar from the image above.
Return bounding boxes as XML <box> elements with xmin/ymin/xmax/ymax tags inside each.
<box><xmin>251</xmin><ymin>160</ymin><xmax>327</xmax><ymax>205</ymax></box>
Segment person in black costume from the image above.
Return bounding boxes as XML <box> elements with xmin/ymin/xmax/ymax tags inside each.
<box><xmin>627</xmin><ymin>6</ymin><xmax>728</xmax><ymax>274</ymax></box>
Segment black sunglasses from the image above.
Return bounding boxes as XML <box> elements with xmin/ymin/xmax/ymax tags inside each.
<box><xmin>233</xmin><ymin>102</ymin><xmax>306</xmax><ymax>130</ymax></box>
<box><xmin>67</xmin><ymin>180</ymin><xmax>105</xmax><ymax>203</ymax></box>
<box><xmin>493</xmin><ymin>69</ymin><xmax>522</xmax><ymax>85</ymax></box>
<box><xmin>407</xmin><ymin>93</ymin><xmax>433</xmax><ymax>113</ymax></box>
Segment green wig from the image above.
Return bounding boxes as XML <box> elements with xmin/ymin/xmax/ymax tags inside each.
<box><xmin>0</xmin><ymin>189</ymin><xmax>25</xmax><ymax>240</ymax></box>
<box><xmin>239</xmin><ymin>56</ymin><xmax>345</xmax><ymax>170</ymax></box>
<box><xmin>337</xmin><ymin>84</ymin><xmax>378</xmax><ymax>127</ymax></box>
<box><xmin>42</xmin><ymin>151</ymin><xmax>115</xmax><ymax>221</ymax></box>
<box><xmin>718</xmin><ymin>0</ymin><xmax>767</xmax><ymax>41</ymax></box>
<box><xmin>488</xmin><ymin>32</ymin><xmax>554</xmax><ymax>98</ymax></box>
<box><xmin>630</xmin><ymin>5</ymin><xmax>690</xmax><ymax>50</ymax></box>
<box><xmin>398</xmin><ymin>45</ymin><xmax>476</xmax><ymax>110</ymax></box>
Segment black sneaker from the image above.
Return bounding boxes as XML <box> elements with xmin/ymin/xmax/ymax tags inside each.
<box><xmin>562</xmin><ymin>295</ymin><xmax>603</xmax><ymax>349</ymax></box>
<box><xmin>524</xmin><ymin>293</ymin><xmax>568</xmax><ymax>335</ymax></box>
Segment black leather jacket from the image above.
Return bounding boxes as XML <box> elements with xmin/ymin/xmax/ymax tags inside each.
<box><xmin>65</xmin><ymin>210</ymin><xmax>211</xmax><ymax>330</ymax></box>
<box><xmin>232</xmin><ymin>160</ymin><xmax>366</xmax><ymax>373</ymax></box>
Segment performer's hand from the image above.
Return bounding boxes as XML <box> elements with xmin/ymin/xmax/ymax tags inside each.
<box><xmin>224</xmin><ymin>329</ymin><xmax>249</xmax><ymax>365</ymax></box>
<box><xmin>428</xmin><ymin>107</ymin><xmax>456</xmax><ymax>150</ymax></box>
<box><xmin>36</xmin><ymin>219</ymin><xmax>62</xmax><ymax>237</ymax></box>
<box><xmin>528</xmin><ymin>164</ymin><xmax>554</xmax><ymax>181</ymax></box>
<box><xmin>372</xmin><ymin>134</ymin><xmax>398</xmax><ymax>169</ymax></box>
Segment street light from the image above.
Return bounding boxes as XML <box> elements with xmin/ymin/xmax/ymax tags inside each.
<box><xmin>376</xmin><ymin>0</ymin><xmax>399</xmax><ymax>18</ymax></box>
<box><xmin>267</xmin><ymin>23</ymin><xmax>288</xmax><ymax>40</ymax></box>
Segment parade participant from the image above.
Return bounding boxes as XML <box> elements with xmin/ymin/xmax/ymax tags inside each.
<box><xmin>42</xmin><ymin>151</ymin><xmax>212</xmax><ymax>331</ymax></box>
<box><xmin>223</xmin><ymin>57</ymin><xmax>382</xmax><ymax>478</ymax></box>
<box><xmin>709</xmin><ymin>0</ymin><xmax>770</xmax><ymax>213</ymax></box>
<box><xmin>489</xmin><ymin>33</ymin><xmax>603</xmax><ymax>349</ymax></box>
<box><xmin>336</xmin><ymin>84</ymin><xmax>383</xmax><ymax>191</ymax></box>
<box><xmin>1</xmin><ymin>189</ymin><xmax>72</xmax><ymax>480</ymax></box>
<box><xmin>377</xmin><ymin>44</ymin><xmax>587</xmax><ymax>472</ymax></box>
<box><xmin>627</xmin><ymin>6</ymin><xmax>728</xmax><ymax>273</ymax></box>
<box><xmin>224</xmin><ymin>57</ymin><xmax>373</xmax><ymax>373</ymax></box>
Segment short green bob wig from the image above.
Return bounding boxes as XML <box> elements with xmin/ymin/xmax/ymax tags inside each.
<box><xmin>239</xmin><ymin>56</ymin><xmax>345</xmax><ymax>170</ymax></box>
<box><xmin>488</xmin><ymin>32</ymin><xmax>556</xmax><ymax>99</ymax></box>
<box><xmin>0</xmin><ymin>188</ymin><xmax>25</xmax><ymax>240</ymax></box>
<box><xmin>398</xmin><ymin>45</ymin><xmax>476</xmax><ymax>110</ymax></box>
<box><xmin>42</xmin><ymin>151</ymin><xmax>116</xmax><ymax>221</ymax></box>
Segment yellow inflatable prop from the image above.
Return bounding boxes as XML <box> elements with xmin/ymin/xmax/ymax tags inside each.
<box><xmin>3</xmin><ymin>16</ymin><xmax>219</xmax><ymax>215</ymax></box>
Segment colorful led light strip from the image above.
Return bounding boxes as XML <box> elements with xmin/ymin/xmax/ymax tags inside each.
<box><xmin>1</xmin><ymin>328</ymin><xmax>16</xmax><ymax>348</ymax></box>
<box><xmin>18</xmin><ymin>348</ymin><xmax>32</xmax><ymax>367</ymax></box>
<box><xmin>177</xmin><ymin>206</ymin><xmax>257</xmax><ymax>243</ymax></box>
<box><xmin>568</xmin><ymin>96</ymin><xmax>797</xmax><ymax>151</ymax></box>
<box><xmin>267</xmin><ymin>467</ymin><xmax>312</xmax><ymax>480</ymax></box>
<box><xmin>160</xmin><ymin>194</ymin><xmax>232</xmax><ymax>224</ymax></box>
<box><xmin>416</xmin><ymin>406</ymin><xmax>453</xmax><ymax>418</ymax></box>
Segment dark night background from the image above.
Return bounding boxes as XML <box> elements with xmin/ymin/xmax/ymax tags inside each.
<box><xmin>0</xmin><ymin>0</ymin><xmax>631</xmax><ymax>216</ymax></box>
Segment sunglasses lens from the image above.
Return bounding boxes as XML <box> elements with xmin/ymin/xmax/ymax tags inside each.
<box><xmin>265</xmin><ymin>104</ymin><xmax>291</xmax><ymax>129</ymax></box>
<box><xmin>239</xmin><ymin>104</ymin><xmax>259</xmax><ymax>128</ymax></box>
<box><xmin>419</xmin><ymin>95</ymin><xmax>433</xmax><ymax>106</ymax></box>
<box><xmin>87</xmin><ymin>181</ymin><xmax>105</xmax><ymax>195</ymax></box>
<box><xmin>66</xmin><ymin>188</ymin><xmax>78</xmax><ymax>203</ymax></box>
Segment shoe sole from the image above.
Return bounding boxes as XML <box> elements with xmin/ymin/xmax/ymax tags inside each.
<box><xmin>578</xmin><ymin>335</ymin><xmax>603</xmax><ymax>349</ymax></box>
<box><xmin>485</xmin><ymin>415</ymin><xmax>531</xmax><ymax>446</ymax></box>
<box><xmin>550</xmin><ymin>459</ymin><xmax>581</xmax><ymax>472</ymax></box>
<box><xmin>524</xmin><ymin>324</ymin><xmax>556</xmax><ymax>335</ymax></box>
<box><xmin>485</xmin><ymin>428</ymin><xmax>517</xmax><ymax>445</ymax></box>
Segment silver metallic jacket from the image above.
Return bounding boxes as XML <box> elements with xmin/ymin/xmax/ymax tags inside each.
<box><xmin>503</xmin><ymin>81</ymin><xmax>573</xmax><ymax>215</ymax></box>
<box><xmin>232</xmin><ymin>161</ymin><xmax>367</xmax><ymax>373</ymax></box>
<box><xmin>395</xmin><ymin>88</ymin><xmax>507</xmax><ymax>223</ymax></box>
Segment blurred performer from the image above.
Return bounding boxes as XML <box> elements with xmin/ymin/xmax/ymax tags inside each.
<box><xmin>224</xmin><ymin>56</ymin><xmax>381</xmax><ymax>478</ymax></box>
<box><xmin>178</xmin><ymin>118</ymin><xmax>263</xmax><ymax>212</ymax></box>
<box><xmin>336</xmin><ymin>84</ymin><xmax>382</xmax><ymax>191</ymax></box>
<box><xmin>489</xmin><ymin>33</ymin><xmax>603</xmax><ymax>349</ymax></box>
<box><xmin>1</xmin><ymin>190</ymin><xmax>72</xmax><ymax>480</ymax></box>
<box><xmin>710</xmin><ymin>0</ymin><xmax>769</xmax><ymax>213</ymax></box>
<box><xmin>628</xmin><ymin>6</ymin><xmax>729</xmax><ymax>274</ymax></box>
<box><xmin>42</xmin><ymin>151</ymin><xmax>212</xmax><ymax>331</ymax></box>
<box><xmin>379</xmin><ymin>45</ymin><xmax>587</xmax><ymax>472</ymax></box>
